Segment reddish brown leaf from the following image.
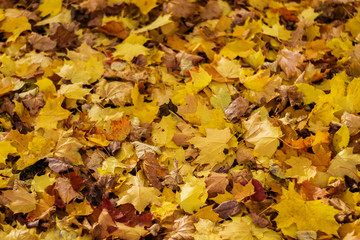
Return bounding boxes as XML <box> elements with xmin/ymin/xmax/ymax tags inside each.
<box><xmin>97</xmin><ymin>21</ymin><xmax>130</xmax><ymax>39</ymax></box>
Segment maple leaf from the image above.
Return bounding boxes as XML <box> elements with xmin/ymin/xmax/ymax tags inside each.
<box><xmin>117</xmin><ymin>174</ymin><xmax>161</xmax><ymax>212</ymax></box>
<box><xmin>0</xmin><ymin>140</ymin><xmax>17</xmax><ymax>164</ymax></box>
<box><xmin>177</xmin><ymin>175</ymin><xmax>208</xmax><ymax>214</ymax></box>
<box><xmin>219</xmin><ymin>216</ymin><xmax>281</xmax><ymax>240</ymax></box>
<box><xmin>284</xmin><ymin>156</ymin><xmax>317</xmax><ymax>183</ymax></box>
<box><xmin>55</xmin><ymin>177</ymin><xmax>81</xmax><ymax>204</ymax></box>
<box><xmin>0</xmin><ymin>16</ymin><xmax>31</xmax><ymax>42</ymax></box>
<box><xmin>189</xmin><ymin>128</ymin><xmax>233</xmax><ymax>169</ymax></box>
<box><xmin>2</xmin><ymin>187</ymin><xmax>37</xmax><ymax>213</ymax></box>
<box><xmin>273</xmin><ymin>182</ymin><xmax>340</xmax><ymax>238</ymax></box>
<box><xmin>36</xmin><ymin>96</ymin><xmax>71</xmax><ymax>130</ymax></box>
<box><xmin>243</xmin><ymin>109</ymin><xmax>283</xmax><ymax>157</ymax></box>
<box><xmin>37</xmin><ymin>0</ymin><xmax>63</xmax><ymax>17</ymax></box>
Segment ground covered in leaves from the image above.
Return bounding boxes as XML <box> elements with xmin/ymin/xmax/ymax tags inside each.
<box><xmin>1</xmin><ymin>0</ymin><xmax>360</xmax><ymax>239</ymax></box>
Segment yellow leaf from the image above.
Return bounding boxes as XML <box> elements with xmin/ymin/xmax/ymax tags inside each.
<box><xmin>135</xmin><ymin>14</ymin><xmax>172</xmax><ymax>33</ymax></box>
<box><xmin>333</xmin><ymin>124</ymin><xmax>350</xmax><ymax>152</ymax></box>
<box><xmin>296</xmin><ymin>83</ymin><xmax>325</xmax><ymax>105</ymax></box>
<box><xmin>0</xmin><ymin>141</ymin><xmax>17</xmax><ymax>164</ymax></box>
<box><xmin>31</xmin><ymin>172</ymin><xmax>56</xmax><ymax>193</ymax></box>
<box><xmin>113</xmin><ymin>34</ymin><xmax>149</xmax><ymax>62</ymax></box>
<box><xmin>114</xmin><ymin>43</ymin><xmax>148</xmax><ymax>62</ymax></box>
<box><xmin>59</xmin><ymin>83</ymin><xmax>91</xmax><ymax>100</ymax></box>
<box><xmin>66</xmin><ymin>199</ymin><xmax>94</xmax><ymax>216</ymax></box>
<box><xmin>232</xmin><ymin>181</ymin><xmax>255</xmax><ymax>202</ymax></box>
<box><xmin>273</xmin><ymin>182</ymin><xmax>340</xmax><ymax>238</ymax></box>
<box><xmin>190</xmin><ymin>128</ymin><xmax>232</xmax><ymax>169</ymax></box>
<box><xmin>220</xmin><ymin>39</ymin><xmax>256</xmax><ymax>59</ymax></box>
<box><xmin>195</xmin><ymin>205</ymin><xmax>222</xmax><ymax>222</ymax></box>
<box><xmin>0</xmin><ymin>16</ymin><xmax>31</xmax><ymax>42</ymax></box>
<box><xmin>128</xmin><ymin>83</ymin><xmax>158</xmax><ymax>123</ymax></box>
<box><xmin>210</xmin><ymin>190</ymin><xmax>233</xmax><ymax>204</ymax></box>
<box><xmin>178</xmin><ymin>175</ymin><xmax>208</xmax><ymax>214</ymax></box>
<box><xmin>117</xmin><ymin>175</ymin><xmax>161</xmax><ymax>212</ymax></box>
<box><xmin>36</xmin><ymin>77</ymin><xmax>56</xmax><ymax>94</ymax></box>
<box><xmin>244</xmin><ymin>110</ymin><xmax>283</xmax><ymax>157</ymax></box>
<box><xmin>262</xmin><ymin>22</ymin><xmax>292</xmax><ymax>41</ymax></box>
<box><xmin>187</xmin><ymin>66</ymin><xmax>212</xmax><ymax>93</ymax></box>
<box><xmin>285</xmin><ymin>156</ymin><xmax>317</xmax><ymax>183</ymax></box>
<box><xmin>152</xmin><ymin>115</ymin><xmax>178</xmax><ymax>148</ymax></box>
<box><xmin>240</xmin><ymin>69</ymin><xmax>271</xmax><ymax>91</ymax></box>
<box><xmin>327</xmin><ymin>148</ymin><xmax>360</xmax><ymax>180</ymax></box>
<box><xmin>53</xmin><ymin>137</ymin><xmax>83</xmax><ymax>165</ymax></box>
<box><xmin>2</xmin><ymin>187</ymin><xmax>36</xmax><ymax>213</ymax></box>
<box><xmin>131</xmin><ymin>0</ymin><xmax>157</xmax><ymax>15</ymax></box>
<box><xmin>57</xmin><ymin>56</ymin><xmax>104</xmax><ymax>84</ymax></box>
<box><xmin>220</xmin><ymin>216</ymin><xmax>281</xmax><ymax>240</ymax></box>
<box><xmin>37</xmin><ymin>0</ymin><xmax>63</xmax><ymax>17</ymax></box>
<box><xmin>36</xmin><ymin>96</ymin><xmax>71</xmax><ymax>129</ymax></box>
<box><xmin>245</xmin><ymin>50</ymin><xmax>265</xmax><ymax>68</ymax></box>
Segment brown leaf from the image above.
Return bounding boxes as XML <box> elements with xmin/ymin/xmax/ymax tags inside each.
<box><xmin>276</xmin><ymin>49</ymin><xmax>304</xmax><ymax>78</ymax></box>
<box><xmin>164</xmin><ymin>0</ymin><xmax>196</xmax><ymax>18</ymax></box>
<box><xmin>341</xmin><ymin>112</ymin><xmax>360</xmax><ymax>136</ymax></box>
<box><xmin>55</xmin><ymin>177</ymin><xmax>81</xmax><ymax>204</ymax></box>
<box><xmin>80</xmin><ymin>0</ymin><xmax>107</xmax><ymax>12</ymax></box>
<box><xmin>143</xmin><ymin>152</ymin><xmax>169</xmax><ymax>190</ymax></box>
<box><xmin>213</xmin><ymin>200</ymin><xmax>242</xmax><ymax>219</ymax></box>
<box><xmin>205</xmin><ymin>172</ymin><xmax>229</xmax><ymax>197</ymax></box>
<box><xmin>47</xmin><ymin>157</ymin><xmax>74</xmax><ymax>172</ymax></box>
<box><xmin>107</xmin><ymin>141</ymin><xmax>122</xmax><ymax>155</ymax></box>
<box><xmin>0</xmin><ymin>97</ymin><xmax>14</xmax><ymax>115</ymax></box>
<box><xmin>107</xmin><ymin>117</ymin><xmax>131</xmax><ymax>141</ymax></box>
<box><xmin>50</xmin><ymin>23</ymin><xmax>79</xmax><ymax>49</ymax></box>
<box><xmin>22</xmin><ymin>93</ymin><xmax>45</xmax><ymax>116</ymax></box>
<box><xmin>249</xmin><ymin>212</ymin><xmax>269</xmax><ymax>228</ymax></box>
<box><xmin>301</xmin><ymin>180</ymin><xmax>328</xmax><ymax>200</ymax></box>
<box><xmin>163</xmin><ymin>160</ymin><xmax>183</xmax><ymax>190</ymax></box>
<box><xmin>224</xmin><ymin>96</ymin><xmax>250</xmax><ymax>123</ymax></box>
<box><xmin>97</xmin><ymin>21</ymin><xmax>129</xmax><ymax>39</ymax></box>
<box><xmin>200</xmin><ymin>0</ymin><xmax>222</xmax><ymax>20</ymax></box>
<box><xmin>165</xmin><ymin>215</ymin><xmax>196</xmax><ymax>240</ymax></box>
<box><xmin>27</xmin><ymin>32</ymin><xmax>57</xmax><ymax>51</ymax></box>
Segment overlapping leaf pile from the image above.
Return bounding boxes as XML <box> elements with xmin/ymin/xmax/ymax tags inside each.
<box><xmin>1</xmin><ymin>0</ymin><xmax>360</xmax><ymax>239</ymax></box>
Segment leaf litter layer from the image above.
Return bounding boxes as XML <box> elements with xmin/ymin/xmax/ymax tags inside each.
<box><xmin>0</xmin><ymin>0</ymin><xmax>360</xmax><ymax>239</ymax></box>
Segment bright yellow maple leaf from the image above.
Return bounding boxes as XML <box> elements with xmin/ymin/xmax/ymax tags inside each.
<box><xmin>0</xmin><ymin>140</ymin><xmax>17</xmax><ymax>164</ymax></box>
<box><xmin>36</xmin><ymin>96</ymin><xmax>71</xmax><ymax>129</ymax></box>
<box><xmin>152</xmin><ymin>115</ymin><xmax>178</xmax><ymax>148</ymax></box>
<box><xmin>57</xmin><ymin>56</ymin><xmax>104</xmax><ymax>84</ymax></box>
<box><xmin>220</xmin><ymin>216</ymin><xmax>281</xmax><ymax>240</ymax></box>
<box><xmin>59</xmin><ymin>83</ymin><xmax>91</xmax><ymax>100</ymax></box>
<box><xmin>333</xmin><ymin>124</ymin><xmax>350</xmax><ymax>152</ymax></box>
<box><xmin>273</xmin><ymin>182</ymin><xmax>340</xmax><ymax>238</ymax></box>
<box><xmin>220</xmin><ymin>39</ymin><xmax>256</xmax><ymax>59</ymax></box>
<box><xmin>127</xmin><ymin>83</ymin><xmax>158</xmax><ymax>123</ymax></box>
<box><xmin>244</xmin><ymin>109</ymin><xmax>283</xmax><ymax>157</ymax></box>
<box><xmin>187</xmin><ymin>66</ymin><xmax>212</xmax><ymax>93</ymax></box>
<box><xmin>262</xmin><ymin>22</ymin><xmax>292</xmax><ymax>41</ymax></box>
<box><xmin>0</xmin><ymin>16</ymin><xmax>31</xmax><ymax>42</ymax></box>
<box><xmin>113</xmin><ymin>34</ymin><xmax>149</xmax><ymax>62</ymax></box>
<box><xmin>177</xmin><ymin>175</ymin><xmax>208</xmax><ymax>214</ymax></box>
<box><xmin>117</xmin><ymin>174</ymin><xmax>161</xmax><ymax>212</ymax></box>
<box><xmin>131</xmin><ymin>0</ymin><xmax>157</xmax><ymax>15</ymax></box>
<box><xmin>190</xmin><ymin>128</ymin><xmax>233</xmax><ymax>169</ymax></box>
<box><xmin>31</xmin><ymin>172</ymin><xmax>56</xmax><ymax>193</ymax></box>
<box><xmin>284</xmin><ymin>156</ymin><xmax>317</xmax><ymax>183</ymax></box>
<box><xmin>37</xmin><ymin>0</ymin><xmax>63</xmax><ymax>17</ymax></box>
<box><xmin>135</xmin><ymin>14</ymin><xmax>172</xmax><ymax>33</ymax></box>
